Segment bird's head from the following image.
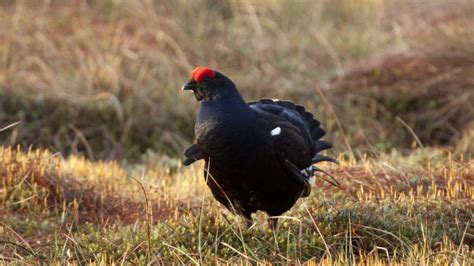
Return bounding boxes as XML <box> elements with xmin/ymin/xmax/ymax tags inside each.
<box><xmin>182</xmin><ymin>66</ymin><xmax>240</xmax><ymax>102</ymax></box>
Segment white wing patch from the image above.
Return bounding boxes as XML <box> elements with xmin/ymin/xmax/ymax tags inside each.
<box><xmin>270</xmin><ymin>127</ymin><xmax>281</xmax><ymax>136</ymax></box>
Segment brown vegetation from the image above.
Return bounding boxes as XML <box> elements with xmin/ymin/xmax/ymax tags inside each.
<box><xmin>0</xmin><ymin>0</ymin><xmax>472</xmax><ymax>160</ymax></box>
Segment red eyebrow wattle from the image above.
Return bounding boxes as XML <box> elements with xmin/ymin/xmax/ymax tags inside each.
<box><xmin>191</xmin><ymin>66</ymin><xmax>216</xmax><ymax>82</ymax></box>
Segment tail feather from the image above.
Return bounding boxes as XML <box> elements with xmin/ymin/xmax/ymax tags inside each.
<box><xmin>314</xmin><ymin>140</ymin><xmax>332</xmax><ymax>153</ymax></box>
<box><xmin>312</xmin><ymin>155</ymin><xmax>338</xmax><ymax>164</ymax></box>
<box><xmin>313</xmin><ymin>166</ymin><xmax>340</xmax><ymax>187</ymax></box>
<box><xmin>311</xmin><ymin>127</ymin><xmax>326</xmax><ymax>140</ymax></box>
<box><xmin>248</xmin><ymin>98</ymin><xmax>325</xmax><ymax>143</ymax></box>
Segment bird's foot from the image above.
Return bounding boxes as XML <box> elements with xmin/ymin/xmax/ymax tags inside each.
<box><xmin>268</xmin><ymin>217</ymin><xmax>278</xmax><ymax>231</ymax></box>
<box><xmin>244</xmin><ymin>218</ymin><xmax>254</xmax><ymax>230</ymax></box>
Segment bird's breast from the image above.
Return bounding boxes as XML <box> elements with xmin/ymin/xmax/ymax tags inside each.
<box><xmin>196</xmin><ymin>122</ymin><xmax>262</xmax><ymax>165</ymax></box>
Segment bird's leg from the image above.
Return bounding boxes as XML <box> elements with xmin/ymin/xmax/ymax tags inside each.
<box><xmin>242</xmin><ymin>213</ymin><xmax>254</xmax><ymax>229</ymax></box>
<box><xmin>245</xmin><ymin>218</ymin><xmax>254</xmax><ymax>229</ymax></box>
<box><xmin>268</xmin><ymin>217</ymin><xmax>278</xmax><ymax>231</ymax></box>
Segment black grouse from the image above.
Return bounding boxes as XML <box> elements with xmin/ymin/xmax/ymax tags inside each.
<box><xmin>182</xmin><ymin>66</ymin><xmax>337</xmax><ymax>229</ymax></box>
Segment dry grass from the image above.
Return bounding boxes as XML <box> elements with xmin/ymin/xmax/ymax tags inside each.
<box><xmin>0</xmin><ymin>0</ymin><xmax>472</xmax><ymax>159</ymax></box>
<box><xmin>0</xmin><ymin>146</ymin><xmax>180</xmax><ymax>224</ymax></box>
<box><xmin>328</xmin><ymin>16</ymin><xmax>474</xmax><ymax>149</ymax></box>
<box><xmin>1</xmin><ymin>146</ymin><xmax>472</xmax><ymax>264</ymax></box>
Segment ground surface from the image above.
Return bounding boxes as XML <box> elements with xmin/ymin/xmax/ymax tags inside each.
<box><xmin>1</xmin><ymin>147</ymin><xmax>472</xmax><ymax>264</ymax></box>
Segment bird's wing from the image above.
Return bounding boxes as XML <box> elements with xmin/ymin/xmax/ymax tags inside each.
<box><xmin>251</xmin><ymin>99</ymin><xmax>338</xmax><ymax>190</ymax></box>
<box><xmin>253</xmin><ymin>108</ymin><xmax>314</xmax><ymax>197</ymax></box>
<box><xmin>183</xmin><ymin>144</ymin><xmax>204</xmax><ymax>166</ymax></box>
<box><xmin>248</xmin><ymin>99</ymin><xmax>331</xmax><ymax>157</ymax></box>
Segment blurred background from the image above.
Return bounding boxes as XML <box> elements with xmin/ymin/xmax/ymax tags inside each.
<box><xmin>1</xmin><ymin>0</ymin><xmax>473</xmax><ymax>162</ymax></box>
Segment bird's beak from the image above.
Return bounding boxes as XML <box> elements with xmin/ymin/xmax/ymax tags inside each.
<box><xmin>181</xmin><ymin>80</ymin><xmax>197</xmax><ymax>91</ymax></box>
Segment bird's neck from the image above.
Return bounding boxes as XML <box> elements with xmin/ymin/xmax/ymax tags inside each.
<box><xmin>199</xmin><ymin>96</ymin><xmax>253</xmax><ymax>121</ymax></box>
<box><xmin>195</xmin><ymin>91</ymin><xmax>255</xmax><ymax>142</ymax></box>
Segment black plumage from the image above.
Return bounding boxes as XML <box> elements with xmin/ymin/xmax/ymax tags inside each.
<box><xmin>182</xmin><ymin>66</ymin><xmax>337</xmax><ymax>229</ymax></box>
